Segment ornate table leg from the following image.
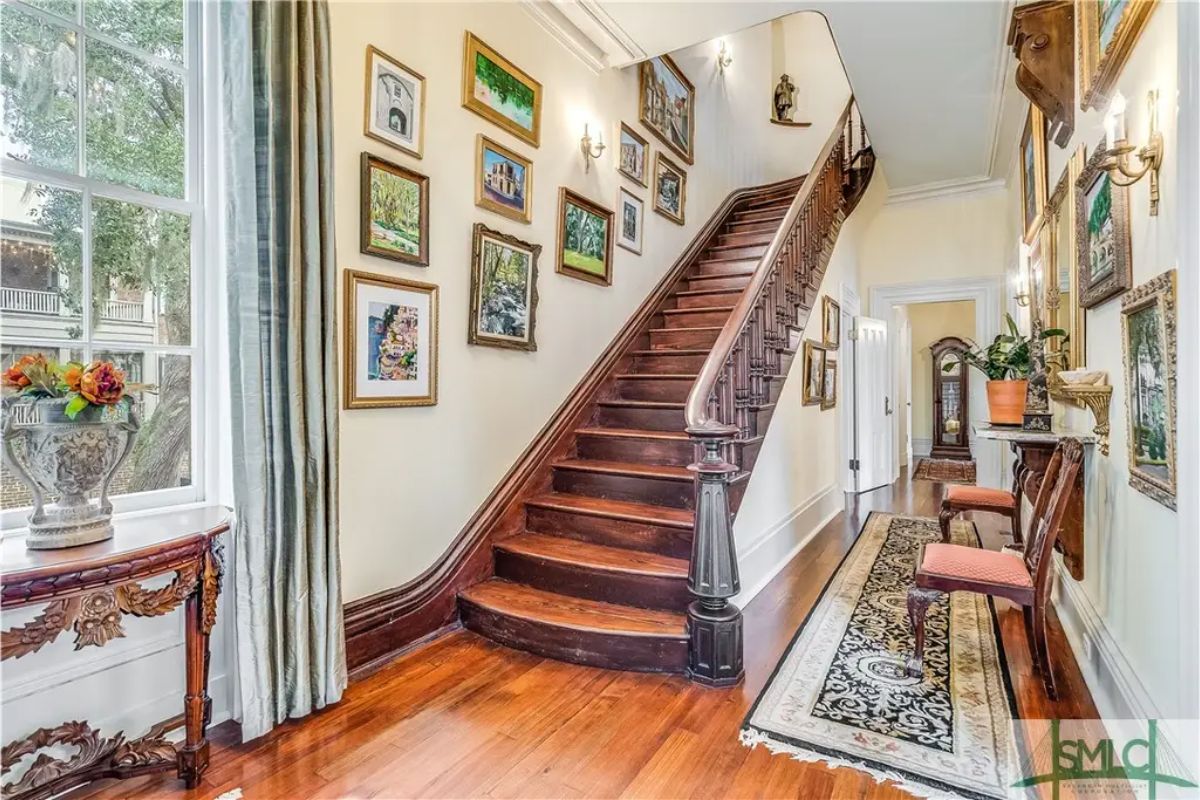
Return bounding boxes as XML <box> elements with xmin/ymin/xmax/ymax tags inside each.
<box><xmin>1010</xmin><ymin>442</ymin><xmax>1025</xmax><ymax>539</ymax></box>
<box><xmin>178</xmin><ymin>543</ymin><xmax>222</xmax><ymax>788</ymax></box>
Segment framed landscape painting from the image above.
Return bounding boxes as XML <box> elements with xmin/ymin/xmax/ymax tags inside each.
<box><xmin>652</xmin><ymin>153</ymin><xmax>686</xmax><ymax>225</ymax></box>
<box><xmin>639</xmin><ymin>55</ymin><xmax>695</xmax><ymax>165</ymax></box>
<box><xmin>344</xmin><ymin>269</ymin><xmax>438</xmax><ymax>408</ymax></box>
<box><xmin>822</xmin><ymin>296</ymin><xmax>840</xmax><ymax>347</ymax></box>
<box><xmin>618</xmin><ymin>123</ymin><xmax>648</xmax><ymax>187</ymax></box>
<box><xmin>556</xmin><ymin>188</ymin><xmax>613</xmax><ymax>286</ymax></box>
<box><xmin>469</xmin><ymin>224</ymin><xmax>540</xmax><ymax>351</ymax></box>
<box><xmin>1121</xmin><ymin>269</ymin><xmax>1176</xmax><ymax>509</ymax></box>
<box><xmin>462</xmin><ymin>32</ymin><xmax>542</xmax><ymax>147</ymax></box>
<box><xmin>1020</xmin><ymin>105</ymin><xmax>1048</xmax><ymax>244</ymax></box>
<box><xmin>1076</xmin><ymin>138</ymin><xmax>1131</xmax><ymax>307</ymax></box>
<box><xmin>802</xmin><ymin>340</ymin><xmax>825</xmax><ymax>406</ymax></box>
<box><xmin>616</xmin><ymin>187</ymin><xmax>643</xmax><ymax>255</ymax></box>
<box><xmin>364</xmin><ymin>45</ymin><xmax>425</xmax><ymax>158</ymax></box>
<box><xmin>361</xmin><ymin>153</ymin><xmax>429</xmax><ymax>266</ymax></box>
<box><xmin>475</xmin><ymin>134</ymin><xmax>532</xmax><ymax>224</ymax></box>
<box><xmin>821</xmin><ymin>359</ymin><xmax>838</xmax><ymax>411</ymax></box>
<box><xmin>1078</xmin><ymin>0</ymin><xmax>1158</xmax><ymax>109</ymax></box>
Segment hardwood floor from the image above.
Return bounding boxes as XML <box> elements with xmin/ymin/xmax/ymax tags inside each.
<box><xmin>75</xmin><ymin>471</ymin><xmax>1096</xmax><ymax>800</ymax></box>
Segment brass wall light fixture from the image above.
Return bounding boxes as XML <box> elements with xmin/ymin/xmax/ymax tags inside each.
<box><xmin>580</xmin><ymin>123</ymin><xmax>606</xmax><ymax>173</ymax></box>
<box><xmin>1102</xmin><ymin>90</ymin><xmax>1164</xmax><ymax>215</ymax></box>
<box><xmin>717</xmin><ymin>40</ymin><xmax>733</xmax><ymax>73</ymax></box>
<box><xmin>1013</xmin><ymin>266</ymin><xmax>1031</xmax><ymax>308</ymax></box>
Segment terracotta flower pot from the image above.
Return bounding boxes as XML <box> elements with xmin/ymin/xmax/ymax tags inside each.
<box><xmin>986</xmin><ymin>379</ymin><xmax>1028</xmax><ymax>426</ymax></box>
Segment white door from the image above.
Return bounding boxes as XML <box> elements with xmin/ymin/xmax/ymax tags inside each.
<box><xmin>854</xmin><ymin>316</ymin><xmax>893</xmax><ymax>493</ymax></box>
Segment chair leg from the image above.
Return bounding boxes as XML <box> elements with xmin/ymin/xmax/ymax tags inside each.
<box><xmin>1032</xmin><ymin>604</ymin><xmax>1058</xmax><ymax>700</ymax></box>
<box><xmin>938</xmin><ymin>506</ymin><xmax>955</xmax><ymax>543</ymax></box>
<box><xmin>1021</xmin><ymin>606</ymin><xmax>1039</xmax><ymax>676</ymax></box>
<box><xmin>1010</xmin><ymin>509</ymin><xmax>1023</xmax><ymax>546</ymax></box>
<box><xmin>906</xmin><ymin>587</ymin><xmax>941</xmax><ymax>678</ymax></box>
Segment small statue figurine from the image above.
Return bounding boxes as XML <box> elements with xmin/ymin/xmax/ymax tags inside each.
<box><xmin>773</xmin><ymin>73</ymin><xmax>796</xmax><ymax>122</ymax></box>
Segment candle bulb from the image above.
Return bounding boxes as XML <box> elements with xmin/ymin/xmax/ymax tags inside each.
<box><xmin>1108</xmin><ymin>91</ymin><xmax>1128</xmax><ymax>145</ymax></box>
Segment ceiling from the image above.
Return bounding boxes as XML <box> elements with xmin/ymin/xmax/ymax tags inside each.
<box><xmin>528</xmin><ymin>0</ymin><xmax>1022</xmax><ymax>199</ymax></box>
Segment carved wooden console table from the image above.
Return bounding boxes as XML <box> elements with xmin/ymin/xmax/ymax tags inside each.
<box><xmin>0</xmin><ymin>506</ymin><xmax>231</xmax><ymax>800</ymax></box>
<box><xmin>975</xmin><ymin>425</ymin><xmax>1093</xmax><ymax>580</ymax></box>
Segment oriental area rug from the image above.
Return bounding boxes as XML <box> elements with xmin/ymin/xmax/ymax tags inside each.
<box><xmin>913</xmin><ymin>457</ymin><xmax>978</xmax><ymax>485</ymax></box>
<box><xmin>741</xmin><ymin>513</ymin><xmax>1018</xmax><ymax>799</ymax></box>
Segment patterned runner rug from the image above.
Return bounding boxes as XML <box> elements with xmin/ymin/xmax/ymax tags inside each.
<box><xmin>742</xmin><ymin>512</ymin><xmax>1018</xmax><ymax>799</ymax></box>
<box><xmin>913</xmin><ymin>457</ymin><xmax>977</xmax><ymax>485</ymax></box>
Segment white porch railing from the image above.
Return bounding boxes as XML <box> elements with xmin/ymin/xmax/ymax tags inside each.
<box><xmin>0</xmin><ymin>287</ymin><xmax>149</xmax><ymax>323</ymax></box>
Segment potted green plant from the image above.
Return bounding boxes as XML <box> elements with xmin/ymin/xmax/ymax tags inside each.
<box><xmin>949</xmin><ymin>314</ymin><xmax>1066</xmax><ymax>426</ymax></box>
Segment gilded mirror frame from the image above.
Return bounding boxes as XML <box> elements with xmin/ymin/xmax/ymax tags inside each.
<box><xmin>1043</xmin><ymin>145</ymin><xmax>1087</xmax><ymax>395</ymax></box>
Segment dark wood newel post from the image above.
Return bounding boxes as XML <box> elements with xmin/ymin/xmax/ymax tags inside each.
<box><xmin>685</xmin><ymin>423</ymin><xmax>744</xmax><ymax>687</ymax></box>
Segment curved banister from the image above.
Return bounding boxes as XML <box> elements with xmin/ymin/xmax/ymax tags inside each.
<box><xmin>684</xmin><ymin>96</ymin><xmax>856</xmax><ymax>435</ymax></box>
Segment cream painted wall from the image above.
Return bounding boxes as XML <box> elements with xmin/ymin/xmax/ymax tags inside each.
<box><xmin>329</xmin><ymin>4</ymin><xmax>851</xmax><ymax>601</ymax></box>
<box><xmin>906</xmin><ymin>300</ymin><xmax>975</xmax><ymax>444</ymax></box>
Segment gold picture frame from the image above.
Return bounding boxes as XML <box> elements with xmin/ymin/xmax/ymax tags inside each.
<box><xmin>652</xmin><ymin>152</ymin><xmax>687</xmax><ymax>226</ymax></box>
<box><xmin>638</xmin><ymin>55</ymin><xmax>695</xmax><ymax>165</ymax></box>
<box><xmin>618</xmin><ymin>122</ymin><xmax>649</xmax><ymax>187</ymax></box>
<box><xmin>469</xmin><ymin>223</ymin><xmax>540</xmax><ymax>352</ymax></box>
<box><xmin>802</xmin><ymin>340</ymin><xmax>826</xmax><ymax>406</ymax></box>
<box><xmin>821</xmin><ymin>359</ymin><xmax>838</xmax><ymax>411</ymax></box>
<box><xmin>461</xmin><ymin>32</ymin><xmax>542</xmax><ymax>148</ymax></box>
<box><xmin>556</xmin><ymin>187</ymin><xmax>614</xmax><ymax>286</ymax></box>
<box><xmin>822</xmin><ymin>296</ymin><xmax>841</xmax><ymax>348</ymax></box>
<box><xmin>1076</xmin><ymin>136</ymin><xmax>1132</xmax><ymax>308</ymax></box>
<box><xmin>474</xmin><ymin>134</ymin><xmax>532</xmax><ymax>224</ymax></box>
<box><xmin>363</xmin><ymin>45</ymin><xmax>426</xmax><ymax>159</ymax></box>
<box><xmin>1020</xmin><ymin>105</ymin><xmax>1049</xmax><ymax>245</ymax></box>
<box><xmin>1078</xmin><ymin>0</ymin><xmax>1158</xmax><ymax>111</ymax></box>
<box><xmin>1044</xmin><ymin>145</ymin><xmax>1087</xmax><ymax>382</ymax></box>
<box><xmin>360</xmin><ymin>152</ymin><xmax>430</xmax><ymax>266</ymax></box>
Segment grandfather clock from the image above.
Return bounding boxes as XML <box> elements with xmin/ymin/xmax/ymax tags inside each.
<box><xmin>930</xmin><ymin>336</ymin><xmax>972</xmax><ymax>460</ymax></box>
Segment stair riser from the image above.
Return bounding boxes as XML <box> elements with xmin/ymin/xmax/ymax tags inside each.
<box><xmin>596</xmin><ymin>404</ymin><xmax>685</xmax><ymax>431</ymax></box>
<box><xmin>649</xmin><ymin>328</ymin><xmax>719</xmax><ymax>350</ymax></box>
<box><xmin>695</xmin><ymin>260</ymin><xmax>757</xmax><ymax>277</ymax></box>
<box><xmin>526</xmin><ymin>506</ymin><xmax>691</xmax><ymax>558</ymax></box>
<box><xmin>632</xmin><ymin>352</ymin><xmax>708</xmax><ymax>373</ymax></box>
<box><xmin>717</xmin><ymin>232</ymin><xmax>774</xmax><ymax>248</ymax></box>
<box><xmin>575</xmin><ymin>434</ymin><xmax>694</xmax><ymax>466</ymax></box>
<box><xmin>674</xmin><ymin>290</ymin><xmax>742</xmax><ymax>309</ymax></box>
<box><xmin>552</xmin><ymin>468</ymin><xmax>695</xmax><ymax>510</ymax></box>
<box><xmin>494</xmin><ymin>550</ymin><xmax>692</xmax><ymax>611</ymax></box>
<box><xmin>459</xmin><ymin>601</ymin><xmax>688</xmax><ymax>673</ymax></box>
<box><xmin>732</xmin><ymin>208</ymin><xmax>786</xmax><ymax>223</ymax></box>
<box><xmin>662</xmin><ymin>308</ymin><xmax>731</xmax><ymax>328</ymax></box>
<box><xmin>686</xmin><ymin>275</ymin><xmax>752</xmax><ymax>292</ymax></box>
<box><xmin>737</xmin><ymin>439</ymin><xmax>764</xmax><ymax>473</ymax></box>
<box><xmin>616</xmin><ymin>378</ymin><xmax>693</xmax><ymax>402</ymax></box>
<box><xmin>723</xmin><ymin>220</ymin><xmax>779</xmax><ymax>236</ymax></box>
<box><xmin>706</xmin><ymin>244</ymin><xmax>767</xmax><ymax>260</ymax></box>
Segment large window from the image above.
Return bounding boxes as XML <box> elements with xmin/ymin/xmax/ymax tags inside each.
<box><xmin>0</xmin><ymin>0</ymin><xmax>203</xmax><ymax>518</ymax></box>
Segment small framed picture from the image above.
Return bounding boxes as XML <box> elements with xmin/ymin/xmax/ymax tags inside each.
<box><xmin>639</xmin><ymin>55</ymin><xmax>695</xmax><ymax>165</ymax></box>
<box><xmin>616</xmin><ymin>187</ymin><xmax>644</xmax><ymax>255</ymax></box>
<box><xmin>821</xmin><ymin>359</ymin><xmax>838</xmax><ymax>410</ymax></box>
<box><xmin>364</xmin><ymin>45</ymin><xmax>425</xmax><ymax>159</ymax></box>
<box><xmin>652</xmin><ymin>152</ymin><xmax>686</xmax><ymax>225</ymax></box>
<box><xmin>802</xmin><ymin>340</ymin><xmax>826</xmax><ymax>406</ymax></box>
<box><xmin>469</xmin><ymin>223</ymin><xmax>541</xmax><ymax>351</ymax></box>
<box><xmin>1121</xmin><ymin>269</ymin><xmax>1176</xmax><ymax>509</ymax></box>
<box><xmin>556</xmin><ymin>188</ymin><xmax>614</xmax><ymax>286</ymax></box>
<box><xmin>618</xmin><ymin>123</ymin><xmax>649</xmax><ymax>187</ymax></box>
<box><xmin>822</xmin><ymin>296</ymin><xmax>840</xmax><ymax>347</ymax></box>
<box><xmin>361</xmin><ymin>152</ymin><xmax>429</xmax><ymax>265</ymax></box>
<box><xmin>1076</xmin><ymin>137</ymin><xmax>1131</xmax><ymax>308</ymax></box>
<box><xmin>344</xmin><ymin>269</ymin><xmax>439</xmax><ymax>408</ymax></box>
<box><xmin>475</xmin><ymin>134</ymin><xmax>532</xmax><ymax>224</ymax></box>
<box><xmin>462</xmin><ymin>32</ymin><xmax>542</xmax><ymax>148</ymax></box>
<box><xmin>1020</xmin><ymin>105</ymin><xmax>1049</xmax><ymax>245</ymax></box>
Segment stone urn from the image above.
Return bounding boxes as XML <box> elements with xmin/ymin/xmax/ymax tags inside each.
<box><xmin>2</xmin><ymin>397</ymin><xmax>140</xmax><ymax>549</ymax></box>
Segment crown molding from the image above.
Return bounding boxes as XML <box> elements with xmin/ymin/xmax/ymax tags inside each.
<box><xmin>521</xmin><ymin>1</ymin><xmax>607</xmax><ymax>73</ymax></box>
<box><xmin>576</xmin><ymin>0</ymin><xmax>646</xmax><ymax>64</ymax></box>
<box><xmin>885</xmin><ymin>175</ymin><xmax>1007</xmax><ymax>205</ymax></box>
<box><xmin>519</xmin><ymin>0</ymin><xmax>647</xmax><ymax>74</ymax></box>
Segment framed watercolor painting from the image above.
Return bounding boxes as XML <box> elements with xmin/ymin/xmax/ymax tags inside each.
<box><xmin>616</xmin><ymin>187</ymin><xmax>644</xmax><ymax>255</ymax></box>
<box><xmin>1019</xmin><ymin>105</ymin><xmax>1049</xmax><ymax>244</ymax></box>
<box><xmin>652</xmin><ymin>152</ymin><xmax>686</xmax><ymax>225</ymax></box>
<box><xmin>1121</xmin><ymin>269</ymin><xmax>1176</xmax><ymax>509</ymax></box>
<box><xmin>639</xmin><ymin>55</ymin><xmax>695</xmax><ymax>165</ymax></box>
<box><xmin>475</xmin><ymin>134</ymin><xmax>532</xmax><ymax>224</ymax></box>
<box><xmin>360</xmin><ymin>153</ymin><xmax>429</xmax><ymax>266</ymax></box>
<box><xmin>462</xmin><ymin>32</ymin><xmax>542</xmax><ymax>147</ymax></box>
<box><xmin>364</xmin><ymin>45</ymin><xmax>425</xmax><ymax>159</ymax></box>
<box><xmin>1075</xmin><ymin>138</ymin><xmax>1131</xmax><ymax>308</ymax></box>
<box><xmin>822</xmin><ymin>296</ymin><xmax>840</xmax><ymax>348</ymax></box>
<box><xmin>469</xmin><ymin>223</ymin><xmax>540</xmax><ymax>351</ymax></box>
<box><xmin>802</xmin><ymin>340</ymin><xmax>826</xmax><ymax>406</ymax></box>
<box><xmin>821</xmin><ymin>359</ymin><xmax>838</xmax><ymax>411</ymax></box>
<box><xmin>343</xmin><ymin>269</ymin><xmax>438</xmax><ymax>408</ymax></box>
<box><xmin>1078</xmin><ymin>0</ymin><xmax>1158</xmax><ymax>110</ymax></box>
<box><xmin>618</xmin><ymin>123</ymin><xmax>649</xmax><ymax>187</ymax></box>
<box><xmin>556</xmin><ymin>188</ymin><xmax>613</xmax><ymax>286</ymax></box>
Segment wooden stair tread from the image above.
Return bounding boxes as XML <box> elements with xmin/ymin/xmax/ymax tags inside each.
<box><xmin>661</xmin><ymin>305</ymin><xmax>735</xmax><ymax>316</ymax></box>
<box><xmin>614</xmin><ymin>373</ymin><xmax>697</xmax><ymax>380</ymax></box>
<box><xmin>673</xmin><ymin>287</ymin><xmax>742</xmax><ymax>298</ymax></box>
<box><xmin>575</xmin><ymin>426</ymin><xmax>690</xmax><ymax>441</ymax></box>
<box><xmin>526</xmin><ymin>492</ymin><xmax>694</xmax><ymax>529</ymax></box>
<box><xmin>460</xmin><ymin>580</ymin><xmax>687</xmax><ymax>638</ymax></box>
<box><xmin>647</xmin><ymin>326</ymin><xmax>723</xmax><ymax>334</ymax></box>
<box><xmin>552</xmin><ymin>458</ymin><xmax>693</xmax><ymax>481</ymax></box>
<box><xmin>630</xmin><ymin>348</ymin><xmax>710</xmax><ymax>356</ymax></box>
<box><xmin>495</xmin><ymin>533</ymin><xmax>688</xmax><ymax>578</ymax></box>
<box><xmin>597</xmin><ymin>398</ymin><xmax>685</xmax><ymax>409</ymax></box>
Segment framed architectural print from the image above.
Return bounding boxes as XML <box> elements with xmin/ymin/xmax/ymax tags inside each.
<box><xmin>1078</xmin><ymin>0</ymin><xmax>1158</xmax><ymax>110</ymax></box>
<box><xmin>821</xmin><ymin>359</ymin><xmax>838</xmax><ymax>410</ymax></box>
<box><xmin>1020</xmin><ymin>105</ymin><xmax>1049</xmax><ymax>244</ymax></box>
<box><xmin>802</xmin><ymin>340</ymin><xmax>826</xmax><ymax>406</ymax></box>
<box><xmin>469</xmin><ymin>224</ymin><xmax>540</xmax><ymax>351</ymax></box>
<box><xmin>360</xmin><ymin>153</ymin><xmax>429</xmax><ymax>266</ymax></box>
<box><xmin>475</xmin><ymin>134</ymin><xmax>532</xmax><ymax>224</ymax></box>
<box><xmin>1121</xmin><ymin>269</ymin><xmax>1176</xmax><ymax>509</ymax></box>
<box><xmin>618</xmin><ymin>123</ymin><xmax>649</xmax><ymax>186</ymax></box>
<box><xmin>1076</xmin><ymin>138</ymin><xmax>1131</xmax><ymax>308</ymax></box>
<box><xmin>344</xmin><ymin>269</ymin><xmax>439</xmax><ymax>408</ymax></box>
<box><xmin>652</xmin><ymin>153</ymin><xmax>686</xmax><ymax>225</ymax></box>
<box><xmin>462</xmin><ymin>32</ymin><xmax>542</xmax><ymax>147</ymax></box>
<box><xmin>822</xmin><ymin>296</ymin><xmax>840</xmax><ymax>347</ymax></box>
<box><xmin>616</xmin><ymin>187</ymin><xmax>644</xmax><ymax>255</ymax></box>
<box><xmin>556</xmin><ymin>188</ymin><xmax>613</xmax><ymax>286</ymax></box>
<box><xmin>364</xmin><ymin>45</ymin><xmax>426</xmax><ymax>158</ymax></box>
<box><xmin>639</xmin><ymin>55</ymin><xmax>695</xmax><ymax>164</ymax></box>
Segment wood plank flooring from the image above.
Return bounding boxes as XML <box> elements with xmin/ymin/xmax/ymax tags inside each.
<box><xmin>74</xmin><ymin>471</ymin><xmax>1096</xmax><ymax>799</ymax></box>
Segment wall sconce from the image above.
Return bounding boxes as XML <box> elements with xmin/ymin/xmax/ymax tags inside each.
<box><xmin>580</xmin><ymin>123</ymin><xmax>605</xmax><ymax>173</ymax></box>
<box><xmin>717</xmin><ymin>40</ymin><xmax>733</xmax><ymax>73</ymax></box>
<box><xmin>1013</xmin><ymin>268</ymin><xmax>1031</xmax><ymax>308</ymax></box>
<box><xmin>1102</xmin><ymin>90</ymin><xmax>1164</xmax><ymax>215</ymax></box>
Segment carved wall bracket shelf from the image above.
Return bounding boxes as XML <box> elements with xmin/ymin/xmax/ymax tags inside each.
<box><xmin>768</xmin><ymin>119</ymin><xmax>813</xmax><ymax>128</ymax></box>
<box><xmin>1008</xmin><ymin>0</ymin><xmax>1075</xmax><ymax>147</ymax></box>
<box><xmin>1053</xmin><ymin>383</ymin><xmax>1113</xmax><ymax>456</ymax></box>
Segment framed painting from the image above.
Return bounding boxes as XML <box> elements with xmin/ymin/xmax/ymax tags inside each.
<box><xmin>556</xmin><ymin>188</ymin><xmax>613</xmax><ymax>286</ymax></box>
<box><xmin>1020</xmin><ymin>105</ymin><xmax>1049</xmax><ymax>245</ymax></box>
<box><xmin>639</xmin><ymin>55</ymin><xmax>695</xmax><ymax>165</ymax></box>
<box><xmin>1121</xmin><ymin>269</ymin><xmax>1176</xmax><ymax>509</ymax></box>
<box><xmin>361</xmin><ymin>153</ymin><xmax>429</xmax><ymax>265</ymax></box>
<box><xmin>618</xmin><ymin>123</ymin><xmax>649</xmax><ymax>187</ymax></box>
<box><xmin>652</xmin><ymin>152</ymin><xmax>686</xmax><ymax>226</ymax></box>
<box><xmin>1076</xmin><ymin>138</ymin><xmax>1131</xmax><ymax>308</ymax></box>
<box><xmin>802</xmin><ymin>340</ymin><xmax>826</xmax><ymax>407</ymax></box>
<box><xmin>821</xmin><ymin>359</ymin><xmax>838</xmax><ymax>411</ymax></box>
<box><xmin>616</xmin><ymin>187</ymin><xmax>644</xmax><ymax>255</ymax></box>
<box><xmin>469</xmin><ymin>223</ymin><xmax>540</xmax><ymax>351</ymax></box>
<box><xmin>343</xmin><ymin>269</ymin><xmax>438</xmax><ymax>408</ymax></box>
<box><xmin>1078</xmin><ymin>0</ymin><xmax>1158</xmax><ymax>110</ymax></box>
<box><xmin>1044</xmin><ymin>145</ymin><xmax>1087</xmax><ymax>379</ymax></box>
<box><xmin>462</xmin><ymin>32</ymin><xmax>542</xmax><ymax>147</ymax></box>
<box><xmin>364</xmin><ymin>45</ymin><xmax>425</xmax><ymax>159</ymax></box>
<box><xmin>475</xmin><ymin>134</ymin><xmax>532</xmax><ymax>224</ymax></box>
<box><xmin>822</xmin><ymin>296</ymin><xmax>840</xmax><ymax>348</ymax></box>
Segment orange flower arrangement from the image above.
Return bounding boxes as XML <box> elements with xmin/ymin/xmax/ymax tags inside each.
<box><xmin>2</xmin><ymin>354</ymin><xmax>128</xmax><ymax>419</ymax></box>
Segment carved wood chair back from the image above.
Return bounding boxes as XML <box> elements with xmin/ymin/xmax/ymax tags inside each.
<box><xmin>1023</xmin><ymin>437</ymin><xmax>1085</xmax><ymax>598</ymax></box>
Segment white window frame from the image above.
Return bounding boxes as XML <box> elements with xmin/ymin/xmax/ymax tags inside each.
<box><xmin>1</xmin><ymin>0</ymin><xmax>210</xmax><ymax>530</ymax></box>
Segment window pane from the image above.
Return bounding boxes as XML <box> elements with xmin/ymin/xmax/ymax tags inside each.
<box><xmin>0</xmin><ymin>178</ymin><xmax>83</xmax><ymax>341</ymax></box>
<box><xmin>85</xmin><ymin>39</ymin><xmax>183</xmax><ymax>197</ymax></box>
<box><xmin>91</xmin><ymin>195</ymin><xmax>190</xmax><ymax>345</ymax></box>
<box><xmin>0</xmin><ymin>6</ymin><xmax>78</xmax><ymax>173</ymax></box>
<box><xmin>23</xmin><ymin>0</ymin><xmax>78</xmax><ymax>23</ymax></box>
<box><xmin>86</xmin><ymin>0</ymin><xmax>183</xmax><ymax>64</ymax></box>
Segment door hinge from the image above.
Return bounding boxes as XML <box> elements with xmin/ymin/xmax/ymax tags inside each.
<box><xmin>849</xmin><ymin>459</ymin><xmax>860</xmax><ymax>471</ymax></box>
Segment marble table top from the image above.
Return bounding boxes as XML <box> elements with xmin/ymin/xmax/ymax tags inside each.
<box><xmin>973</xmin><ymin>423</ymin><xmax>1097</xmax><ymax>444</ymax></box>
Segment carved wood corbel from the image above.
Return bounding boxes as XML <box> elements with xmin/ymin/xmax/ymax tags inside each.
<box><xmin>1008</xmin><ymin>0</ymin><xmax>1075</xmax><ymax>147</ymax></box>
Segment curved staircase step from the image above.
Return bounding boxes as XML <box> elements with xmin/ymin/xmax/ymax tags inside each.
<box><xmin>525</xmin><ymin>492</ymin><xmax>693</xmax><ymax>528</ymax></box>
<box><xmin>575</xmin><ymin>426</ymin><xmax>693</xmax><ymax>466</ymax></box>
<box><xmin>551</xmin><ymin>457</ymin><xmax>695</xmax><ymax>508</ymax></box>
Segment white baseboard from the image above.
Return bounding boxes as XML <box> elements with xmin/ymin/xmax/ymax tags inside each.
<box><xmin>733</xmin><ymin>485</ymin><xmax>842</xmax><ymax>608</ymax></box>
<box><xmin>912</xmin><ymin>438</ymin><xmax>932</xmax><ymax>459</ymax></box>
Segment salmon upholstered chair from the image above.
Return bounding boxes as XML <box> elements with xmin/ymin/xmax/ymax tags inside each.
<box><xmin>906</xmin><ymin>438</ymin><xmax>1084</xmax><ymax>699</ymax></box>
<box><xmin>938</xmin><ymin>482</ymin><xmax>1021</xmax><ymax>544</ymax></box>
